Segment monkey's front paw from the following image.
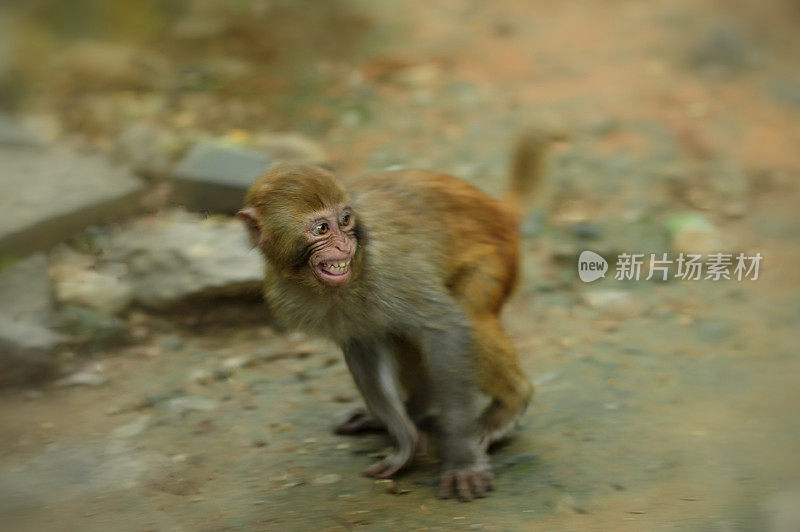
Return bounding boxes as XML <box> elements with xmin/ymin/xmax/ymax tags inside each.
<box><xmin>437</xmin><ymin>466</ymin><xmax>494</xmax><ymax>501</ymax></box>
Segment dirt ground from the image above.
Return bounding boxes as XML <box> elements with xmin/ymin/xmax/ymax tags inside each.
<box><xmin>2</xmin><ymin>0</ymin><xmax>800</xmax><ymax>530</ymax></box>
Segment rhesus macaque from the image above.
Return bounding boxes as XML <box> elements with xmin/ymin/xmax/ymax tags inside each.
<box><xmin>238</xmin><ymin>128</ymin><xmax>560</xmax><ymax>501</ymax></box>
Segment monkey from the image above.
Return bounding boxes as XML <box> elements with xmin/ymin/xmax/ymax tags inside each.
<box><xmin>238</xmin><ymin>128</ymin><xmax>560</xmax><ymax>501</ymax></box>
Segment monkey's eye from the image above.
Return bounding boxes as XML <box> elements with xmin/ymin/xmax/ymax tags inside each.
<box><xmin>312</xmin><ymin>222</ymin><xmax>330</xmax><ymax>236</ymax></box>
<box><xmin>339</xmin><ymin>213</ymin><xmax>352</xmax><ymax>227</ymax></box>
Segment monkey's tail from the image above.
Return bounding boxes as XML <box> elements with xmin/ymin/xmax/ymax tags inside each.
<box><xmin>503</xmin><ymin>123</ymin><xmax>566</xmax><ymax>219</ymax></box>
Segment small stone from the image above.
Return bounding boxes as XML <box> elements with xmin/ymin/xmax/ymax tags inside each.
<box><xmin>138</xmin><ymin>388</ymin><xmax>186</xmax><ymax>409</ymax></box>
<box><xmin>50</xmin><ymin>250</ymin><xmax>133</xmax><ymax>314</ymax></box>
<box><xmin>56</xmin><ymin>370</ymin><xmax>108</xmax><ymax>387</ymax></box>
<box><xmin>188</xmin><ymin>368</ymin><xmax>214</xmax><ymax>385</ymax></box>
<box><xmin>168</xmin><ymin>395</ymin><xmax>219</xmax><ymax>413</ymax></box>
<box><xmin>570</xmin><ymin>221</ymin><xmax>602</xmax><ymax>240</ymax></box>
<box><xmin>583</xmin><ymin>290</ymin><xmax>646</xmax><ymax>319</ymax></box>
<box><xmin>665</xmin><ymin>212</ymin><xmax>732</xmax><ymax>256</ymax></box>
<box><xmin>213</xmin><ymin>370</ymin><xmax>231</xmax><ymax>381</ymax></box>
<box><xmin>533</xmin><ymin>371</ymin><xmax>559</xmax><ymax>386</ymax></box>
<box><xmin>222</xmin><ymin>356</ymin><xmax>251</xmax><ymax>370</ymax></box>
<box><xmin>313</xmin><ymin>473</ymin><xmax>341</xmax><ymax>485</ymax></box>
<box><xmin>110</xmin><ymin>414</ymin><xmax>152</xmax><ymax>439</ymax></box>
<box><xmin>383</xmin><ymin>480</ymin><xmax>411</xmax><ymax>495</ymax></box>
<box><xmin>331</xmin><ymin>394</ymin><xmax>356</xmax><ymax>403</ymax></box>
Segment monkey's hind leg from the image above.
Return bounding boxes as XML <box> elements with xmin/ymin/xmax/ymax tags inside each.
<box><xmin>473</xmin><ymin>315</ymin><xmax>533</xmax><ymax>449</ymax></box>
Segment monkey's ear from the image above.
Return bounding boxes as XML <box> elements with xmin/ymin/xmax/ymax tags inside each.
<box><xmin>237</xmin><ymin>207</ymin><xmax>265</xmax><ymax>248</ymax></box>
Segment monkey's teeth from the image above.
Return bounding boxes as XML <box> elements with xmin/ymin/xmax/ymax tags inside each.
<box><xmin>323</xmin><ymin>261</ymin><xmax>350</xmax><ymax>273</ymax></box>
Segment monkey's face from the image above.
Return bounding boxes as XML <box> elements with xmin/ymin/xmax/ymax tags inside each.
<box><xmin>238</xmin><ymin>163</ymin><xmax>360</xmax><ymax>288</ymax></box>
<box><xmin>303</xmin><ymin>206</ymin><xmax>358</xmax><ymax>286</ymax></box>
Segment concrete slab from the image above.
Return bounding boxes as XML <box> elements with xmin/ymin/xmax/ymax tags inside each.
<box><xmin>0</xmin><ymin>145</ymin><xmax>145</xmax><ymax>257</ymax></box>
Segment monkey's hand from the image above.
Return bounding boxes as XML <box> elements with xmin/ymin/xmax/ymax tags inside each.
<box><xmin>438</xmin><ymin>463</ymin><xmax>494</xmax><ymax>501</ymax></box>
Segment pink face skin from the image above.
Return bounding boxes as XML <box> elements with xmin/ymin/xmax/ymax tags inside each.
<box><xmin>305</xmin><ymin>207</ymin><xmax>357</xmax><ymax>286</ymax></box>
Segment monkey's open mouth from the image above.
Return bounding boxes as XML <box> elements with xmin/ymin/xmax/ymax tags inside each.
<box><xmin>315</xmin><ymin>260</ymin><xmax>351</xmax><ymax>285</ymax></box>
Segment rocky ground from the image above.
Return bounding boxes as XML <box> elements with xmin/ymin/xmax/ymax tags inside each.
<box><xmin>1</xmin><ymin>0</ymin><xmax>799</xmax><ymax>530</ymax></box>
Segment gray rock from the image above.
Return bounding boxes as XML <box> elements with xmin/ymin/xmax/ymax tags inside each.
<box><xmin>0</xmin><ymin>254</ymin><xmax>61</xmax><ymax>385</ymax></box>
<box><xmin>104</xmin><ymin>211</ymin><xmax>263</xmax><ymax>308</ymax></box>
<box><xmin>171</xmin><ymin>141</ymin><xmax>271</xmax><ymax>213</ymax></box>
<box><xmin>0</xmin><ymin>144</ymin><xmax>145</xmax><ymax>256</ymax></box>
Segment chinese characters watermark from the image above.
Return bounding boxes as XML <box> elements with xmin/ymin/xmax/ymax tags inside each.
<box><xmin>578</xmin><ymin>251</ymin><xmax>762</xmax><ymax>283</ymax></box>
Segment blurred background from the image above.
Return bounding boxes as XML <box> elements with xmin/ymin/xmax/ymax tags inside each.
<box><xmin>1</xmin><ymin>0</ymin><xmax>799</xmax><ymax>530</ymax></box>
